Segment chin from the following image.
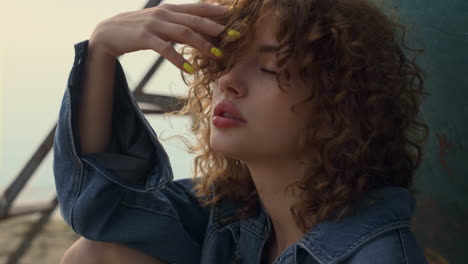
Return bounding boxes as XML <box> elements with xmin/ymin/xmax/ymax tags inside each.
<box><xmin>209</xmin><ymin>134</ymin><xmax>246</xmax><ymax>160</ymax></box>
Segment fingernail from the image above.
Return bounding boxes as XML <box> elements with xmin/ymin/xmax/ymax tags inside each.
<box><xmin>211</xmin><ymin>47</ymin><xmax>223</xmax><ymax>58</ymax></box>
<box><xmin>227</xmin><ymin>29</ymin><xmax>240</xmax><ymax>38</ymax></box>
<box><xmin>183</xmin><ymin>62</ymin><xmax>194</xmax><ymax>74</ymax></box>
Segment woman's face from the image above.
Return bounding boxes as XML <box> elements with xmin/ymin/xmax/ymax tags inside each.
<box><xmin>210</xmin><ymin>11</ymin><xmax>312</xmax><ymax>163</ymax></box>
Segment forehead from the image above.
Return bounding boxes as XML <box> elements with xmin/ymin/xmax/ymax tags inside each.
<box><xmin>251</xmin><ymin>10</ymin><xmax>280</xmax><ymax>45</ymax></box>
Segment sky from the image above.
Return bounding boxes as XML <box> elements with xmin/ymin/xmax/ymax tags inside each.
<box><xmin>0</xmin><ymin>0</ymin><xmax>199</xmax><ymax>206</ymax></box>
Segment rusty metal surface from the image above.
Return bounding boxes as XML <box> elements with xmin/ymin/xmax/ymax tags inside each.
<box><xmin>387</xmin><ymin>0</ymin><xmax>468</xmax><ymax>262</ymax></box>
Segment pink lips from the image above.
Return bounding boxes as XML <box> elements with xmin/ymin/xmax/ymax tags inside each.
<box><xmin>214</xmin><ymin>100</ymin><xmax>246</xmax><ymax>121</ymax></box>
<box><xmin>213</xmin><ymin>100</ymin><xmax>247</xmax><ymax>128</ymax></box>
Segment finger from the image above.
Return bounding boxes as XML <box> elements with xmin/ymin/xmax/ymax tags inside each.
<box><xmin>162</xmin><ymin>3</ymin><xmax>229</xmax><ymax>17</ymax></box>
<box><xmin>155</xmin><ymin>22</ymin><xmax>222</xmax><ymax>60</ymax></box>
<box><xmin>165</xmin><ymin>11</ymin><xmax>226</xmax><ymax>38</ymax></box>
<box><xmin>147</xmin><ymin>35</ymin><xmax>195</xmax><ymax>74</ymax></box>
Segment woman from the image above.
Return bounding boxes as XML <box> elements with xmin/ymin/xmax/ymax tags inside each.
<box><xmin>54</xmin><ymin>0</ymin><xmax>430</xmax><ymax>263</ymax></box>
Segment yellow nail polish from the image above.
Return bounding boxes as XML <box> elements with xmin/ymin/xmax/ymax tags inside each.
<box><xmin>183</xmin><ymin>62</ymin><xmax>194</xmax><ymax>74</ymax></box>
<box><xmin>211</xmin><ymin>47</ymin><xmax>223</xmax><ymax>58</ymax></box>
<box><xmin>227</xmin><ymin>29</ymin><xmax>240</xmax><ymax>38</ymax></box>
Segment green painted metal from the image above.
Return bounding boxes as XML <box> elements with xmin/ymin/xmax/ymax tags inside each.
<box><xmin>384</xmin><ymin>0</ymin><xmax>467</xmax><ymax>262</ymax></box>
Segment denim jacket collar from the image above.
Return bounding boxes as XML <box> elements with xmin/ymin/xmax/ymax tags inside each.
<box><xmin>211</xmin><ymin>196</ymin><xmax>244</xmax><ymax>231</ymax></box>
<box><xmin>211</xmin><ymin>186</ymin><xmax>415</xmax><ymax>263</ymax></box>
<box><xmin>298</xmin><ymin>186</ymin><xmax>415</xmax><ymax>263</ymax></box>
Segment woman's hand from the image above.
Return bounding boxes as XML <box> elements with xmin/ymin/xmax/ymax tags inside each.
<box><xmin>89</xmin><ymin>3</ymin><xmax>230</xmax><ymax>73</ymax></box>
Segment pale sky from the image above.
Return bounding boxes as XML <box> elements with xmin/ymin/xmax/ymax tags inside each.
<box><xmin>0</xmin><ymin>0</ymin><xmax>199</xmax><ymax>205</ymax></box>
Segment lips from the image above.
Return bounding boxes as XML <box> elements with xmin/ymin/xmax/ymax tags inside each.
<box><xmin>213</xmin><ymin>100</ymin><xmax>246</xmax><ymax>122</ymax></box>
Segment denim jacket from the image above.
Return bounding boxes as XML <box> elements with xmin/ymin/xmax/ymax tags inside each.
<box><xmin>53</xmin><ymin>40</ymin><xmax>429</xmax><ymax>264</ymax></box>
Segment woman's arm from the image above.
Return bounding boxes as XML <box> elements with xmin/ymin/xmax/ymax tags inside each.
<box><xmin>77</xmin><ymin>42</ymin><xmax>115</xmax><ymax>156</ymax></box>
<box><xmin>55</xmin><ymin>40</ymin><xmax>209</xmax><ymax>263</ymax></box>
<box><xmin>54</xmin><ymin>3</ymin><xmax>230</xmax><ymax>262</ymax></box>
<box><xmin>76</xmin><ymin>3</ymin><xmax>229</xmax><ymax>156</ymax></box>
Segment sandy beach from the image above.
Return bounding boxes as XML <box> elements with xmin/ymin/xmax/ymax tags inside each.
<box><xmin>0</xmin><ymin>213</ymin><xmax>79</xmax><ymax>264</ymax></box>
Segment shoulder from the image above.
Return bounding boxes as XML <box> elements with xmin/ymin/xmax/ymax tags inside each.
<box><xmin>300</xmin><ymin>186</ymin><xmax>428</xmax><ymax>264</ymax></box>
<box><xmin>346</xmin><ymin>227</ymin><xmax>428</xmax><ymax>264</ymax></box>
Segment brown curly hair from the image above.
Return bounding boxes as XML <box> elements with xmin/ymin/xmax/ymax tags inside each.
<box><xmin>168</xmin><ymin>0</ymin><xmax>430</xmax><ymax>232</ymax></box>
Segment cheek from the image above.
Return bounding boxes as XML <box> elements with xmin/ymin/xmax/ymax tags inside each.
<box><xmin>253</xmin><ymin>100</ymin><xmax>307</xmax><ymax>139</ymax></box>
<box><xmin>250</xmin><ymin>109</ymin><xmax>305</xmax><ymax>156</ymax></box>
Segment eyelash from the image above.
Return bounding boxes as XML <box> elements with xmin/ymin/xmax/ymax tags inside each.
<box><xmin>261</xmin><ymin>68</ymin><xmax>277</xmax><ymax>75</ymax></box>
<box><xmin>217</xmin><ymin>63</ymin><xmax>276</xmax><ymax>75</ymax></box>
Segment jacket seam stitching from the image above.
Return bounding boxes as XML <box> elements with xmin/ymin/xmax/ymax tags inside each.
<box><xmin>69</xmin><ymin>157</ymin><xmax>84</xmax><ymax>233</ymax></box>
<box><xmin>200</xmin><ymin>225</ymin><xmax>213</xmax><ymax>259</ymax></box>
<box><xmin>399</xmin><ymin>229</ymin><xmax>409</xmax><ymax>264</ymax></box>
<box><xmin>297</xmin><ymin>242</ymin><xmax>325</xmax><ymax>264</ymax></box>
<box><xmin>120</xmin><ymin>201</ymin><xmax>181</xmax><ymax>221</ymax></box>
<box><xmin>228</xmin><ymin>225</ymin><xmax>240</xmax><ymax>244</ymax></box>
<box><xmin>332</xmin><ymin>221</ymin><xmax>409</xmax><ymax>263</ymax></box>
<box><xmin>212</xmin><ymin>202</ymin><xmax>222</xmax><ymax>231</ymax></box>
<box><xmin>66</xmin><ymin>76</ymin><xmax>84</xmax><ymax>233</ymax></box>
<box><xmin>120</xmin><ymin>201</ymin><xmax>203</xmax><ymax>250</ymax></box>
<box><xmin>240</xmin><ymin>224</ymin><xmax>264</xmax><ymax>239</ymax></box>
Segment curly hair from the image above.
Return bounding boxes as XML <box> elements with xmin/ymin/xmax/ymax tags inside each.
<box><xmin>167</xmin><ymin>0</ymin><xmax>430</xmax><ymax>232</ymax></box>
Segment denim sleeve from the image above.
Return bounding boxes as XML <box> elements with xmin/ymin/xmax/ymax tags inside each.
<box><xmin>53</xmin><ymin>40</ymin><xmax>209</xmax><ymax>264</ymax></box>
<box><xmin>346</xmin><ymin>228</ymin><xmax>428</xmax><ymax>264</ymax></box>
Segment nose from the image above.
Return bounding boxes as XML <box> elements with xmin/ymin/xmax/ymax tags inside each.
<box><xmin>217</xmin><ymin>64</ymin><xmax>247</xmax><ymax>98</ymax></box>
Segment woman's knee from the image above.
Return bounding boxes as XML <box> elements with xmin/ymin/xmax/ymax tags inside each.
<box><xmin>60</xmin><ymin>237</ymin><xmax>104</xmax><ymax>264</ymax></box>
<box><xmin>60</xmin><ymin>237</ymin><xmax>167</xmax><ymax>264</ymax></box>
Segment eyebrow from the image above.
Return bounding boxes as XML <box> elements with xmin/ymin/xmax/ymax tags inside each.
<box><xmin>258</xmin><ymin>44</ymin><xmax>279</xmax><ymax>53</ymax></box>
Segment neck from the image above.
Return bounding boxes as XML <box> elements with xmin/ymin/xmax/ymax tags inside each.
<box><xmin>245</xmin><ymin>158</ymin><xmax>306</xmax><ymax>252</ymax></box>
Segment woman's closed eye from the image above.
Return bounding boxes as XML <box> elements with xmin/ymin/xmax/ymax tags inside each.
<box><xmin>261</xmin><ymin>68</ymin><xmax>277</xmax><ymax>75</ymax></box>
